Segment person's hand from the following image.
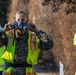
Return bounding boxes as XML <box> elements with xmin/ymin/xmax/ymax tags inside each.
<box><xmin>29</xmin><ymin>23</ymin><xmax>38</xmax><ymax>33</ymax></box>
<box><xmin>3</xmin><ymin>22</ymin><xmax>12</xmax><ymax>31</ymax></box>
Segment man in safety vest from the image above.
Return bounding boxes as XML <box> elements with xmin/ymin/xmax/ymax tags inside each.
<box><xmin>0</xmin><ymin>10</ymin><xmax>53</xmax><ymax>75</ymax></box>
<box><xmin>0</xmin><ymin>46</ymin><xmax>5</xmax><ymax>75</ymax></box>
<box><xmin>0</xmin><ymin>47</ymin><xmax>5</xmax><ymax>75</ymax></box>
<box><xmin>0</xmin><ymin>31</ymin><xmax>8</xmax><ymax>75</ymax></box>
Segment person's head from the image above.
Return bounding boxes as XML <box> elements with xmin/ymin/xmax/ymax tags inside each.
<box><xmin>15</xmin><ymin>10</ymin><xmax>28</xmax><ymax>34</ymax></box>
<box><xmin>15</xmin><ymin>10</ymin><xmax>28</xmax><ymax>23</ymax></box>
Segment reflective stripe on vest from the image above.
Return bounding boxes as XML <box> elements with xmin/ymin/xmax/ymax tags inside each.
<box><xmin>30</xmin><ymin>34</ymin><xmax>36</xmax><ymax>51</ymax></box>
<box><xmin>7</xmin><ymin>30</ymin><xmax>14</xmax><ymax>46</ymax></box>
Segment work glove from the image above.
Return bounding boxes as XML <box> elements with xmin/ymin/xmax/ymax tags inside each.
<box><xmin>28</xmin><ymin>22</ymin><xmax>38</xmax><ymax>33</ymax></box>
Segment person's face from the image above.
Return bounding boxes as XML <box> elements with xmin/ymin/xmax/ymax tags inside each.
<box><xmin>15</xmin><ymin>13</ymin><xmax>27</xmax><ymax>34</ymax></box>
<box><xmin>15</xmin><ymin>13</ymin><xmax>27</xmax><ymax>22</ymax></box>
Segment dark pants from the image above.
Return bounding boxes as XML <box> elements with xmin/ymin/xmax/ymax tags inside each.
<box><xmin>6</xmin><ymin>62</ymin><xmax>26</xmax><ymax>75</ymax></box>
<box><xmin>5</xmin><ymin>62</ymin><xmax>32</xmax><ymax>75</ymax></box>
<box><xmin>0</xmin><ymin>71</ymin><xmax>3</xmax><ymax>75</ymax></box>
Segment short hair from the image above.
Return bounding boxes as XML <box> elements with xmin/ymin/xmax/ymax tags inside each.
<box><xmin>15</xmin><ymin>10</ymin><xmax>28</xmax><ymax>23</ymax></box>
<box><xmin>16</xmin><ymin>10</ymin><xmax>27</xmax><ymax>16</ymax></box>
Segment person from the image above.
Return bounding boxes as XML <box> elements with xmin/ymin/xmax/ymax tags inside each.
<box><xmin>0</xmin><ymin>10</ymin><xmax>53</xmax><ymax>75</ymax></box>
<box><xmin>0</xmin><ymin>45</ymin><xmax>5</xmax><ymax>75</ymax></box>
<box><xmin>0</xmin><ymin>27</ymin><xmax>7</xmax><ymax>75</ymax></box>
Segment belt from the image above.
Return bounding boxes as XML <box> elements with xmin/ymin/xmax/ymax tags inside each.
<box><xmin>11</xmin><ymin>63</ymin><xmax>32</xmax><ymax>67</ymax></box>
<box><xmin>6</xmin><ymin>62</ymin><xmax>32</xmax><ymax>68</ymax></box>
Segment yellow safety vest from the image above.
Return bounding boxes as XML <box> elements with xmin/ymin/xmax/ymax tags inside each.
<box><xmin>73</xmin><ymin>33</ymin><xmax>76</xmax><ymax>46</ymax></box>
<box><xmin>2</xmin><ymin>30</ymin><xmax>40</xmax><ymax>64</ymax></box>
<box><xmin>2</xmin><ymin>30</ymin><xmax>39</xmax><ymax>75</ymax></box>
<box><xmin>0</xmin><ymin>46</ymin><xmax>5</xmax><ymax>71</ymax></box>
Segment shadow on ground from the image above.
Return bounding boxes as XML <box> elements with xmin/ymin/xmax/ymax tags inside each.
<box><xmin>33</xmin><ymin>50</ymin><xmax>59</xmax><ymax>73</ymax></box>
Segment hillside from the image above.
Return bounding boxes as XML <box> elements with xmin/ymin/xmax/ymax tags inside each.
<box><xmin>2</xmin><ymin>0</ymin><xmax>76</xmax><ymax>75</ymax></box>
<box><xmin>0</xmin><ymin>0</ymin><xmax>10</xmax><ymax>26</ymax></box>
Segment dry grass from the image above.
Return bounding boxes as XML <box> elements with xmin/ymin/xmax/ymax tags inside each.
<box><xmin>7</xmin><ymin>0</ymin><xmax>29</xmax><ymax>22</ymax></box>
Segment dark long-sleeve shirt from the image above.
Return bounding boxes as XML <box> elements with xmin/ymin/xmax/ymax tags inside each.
<box><xmin>36</xmin><ymin>30</ymin><xmax>53</xmax><ymax>50</ymax></box>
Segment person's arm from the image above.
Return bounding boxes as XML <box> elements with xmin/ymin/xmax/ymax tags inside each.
<box><xmin>3</xmin><ymin>22</ymin><xmax>12</xmax><ymax>32</ymax></box>
<box><xmin>28</xmin><ymin>22</ymin><xmax>54</xmax><ymax>50</ymax></box>
<box><xmin>36</xmin><ymin>30</ymin><xmax>54</xmax><ymax>50</ymax></box>
<box><xmin>0</xmin><ymin>32</ymin><xmax>8</xmax><ymax>47</ymax></box>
